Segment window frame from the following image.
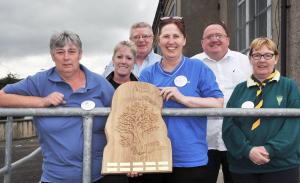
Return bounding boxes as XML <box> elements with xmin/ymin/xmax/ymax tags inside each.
<box><xmin>236</xmin><ymin>0</ymin><xmax>272</xmax><ymax>53</ymax></box>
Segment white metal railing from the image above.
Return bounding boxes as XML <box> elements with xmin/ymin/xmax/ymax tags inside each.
<box><xmin>1</xmin><ymin>107</ymin><xmax>300</xmax><ymax>183</ymax></box>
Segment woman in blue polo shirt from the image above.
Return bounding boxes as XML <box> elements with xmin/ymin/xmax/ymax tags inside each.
<box><xmin>0</xmin><ymin>31</ymin><xmax>126</xmax><ymax>183</ymax></box>
<box><xmin>139</xmin><ymin>17</ymin><xmax>223</xmax><ymax>183</ymax></box>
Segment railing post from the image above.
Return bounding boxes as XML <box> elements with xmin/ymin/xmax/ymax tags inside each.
<box><xmin>82</xmin><ymin>115</ymin><xmax>93</xmax><ymax>183</ymax></box>
<box><xmin>4</xmin><ymin>116</ymin><xmax>13</xmax><ymax>183</ymax></box>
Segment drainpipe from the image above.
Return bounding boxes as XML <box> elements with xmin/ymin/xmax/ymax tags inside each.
<box><xmin>280</xmin><ymin>0</ymin><xmax>287</xmax><ymax>76</ymax></box>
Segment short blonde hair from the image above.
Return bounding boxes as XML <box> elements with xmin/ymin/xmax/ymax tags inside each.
<box><xmin>112</xmin><ymin>40</ymin><xmax>137</xmax><ymax>61</ymax></box>
<box><xmin>249</xmin><ymin>37</ymin><xmax>279</xmax><ymax>59</ymax></box>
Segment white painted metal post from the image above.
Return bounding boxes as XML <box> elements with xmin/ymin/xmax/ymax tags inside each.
<box><xmin>4</xmin><ymin>116</ymin><xmax>13</xmax><ymax>183</ymax></box>
<box><xmin>82</xmin><ymin>115</ymin><xmax>93</xmax><ymax>183</ymax></box>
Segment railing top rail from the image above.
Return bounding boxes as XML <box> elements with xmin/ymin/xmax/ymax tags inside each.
<box><xmin>0</xmin><ymin>108</ymin><xmax>300</xmax><ymax>117</ymax></box>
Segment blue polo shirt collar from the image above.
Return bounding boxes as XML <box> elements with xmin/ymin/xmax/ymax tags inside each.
<box><xmin>48</xmin><ymin>64</ymin><xmax>98</xmax><ymax>91</ymax></box>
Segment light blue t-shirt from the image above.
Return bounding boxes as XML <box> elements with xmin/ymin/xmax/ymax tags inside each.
<box><xmin>4</xmin><ymin>65</ymin><xmax>114</xmax><ymax>183</ymax></box>
<box><xmin>139</xmin><ymin>56</ymin><xmax>223</xmax><ymax>167</ymax></box>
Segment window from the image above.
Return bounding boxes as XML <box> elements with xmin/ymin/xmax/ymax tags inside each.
<box><xmin>236</xmin><ymin>0</ymin><xmax>272</xmax><ymax>52</ymax></box>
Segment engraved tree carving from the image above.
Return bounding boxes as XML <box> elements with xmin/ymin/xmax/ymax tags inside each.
<box><xmin>116</xmin><ymin>101</ymin><xmax>159</xmax><ymax>155</ymax></box>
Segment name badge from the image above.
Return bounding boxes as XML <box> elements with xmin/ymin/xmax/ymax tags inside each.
<box><xmin>241</xmin><ymin>101</ymin><xmax>254</xmax><ymax>108</ymax></box>
<box><xmin>174</xmin><ymin>75</ymin><xmax>188</xmax><ymax>87</ymax></box>
<box><xmin>81</xmin><ymin>100</ymin><xmax>96</xmax><ymax>110</ymax></box>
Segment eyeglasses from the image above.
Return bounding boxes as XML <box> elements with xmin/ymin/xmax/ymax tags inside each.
<box><xmin>251</xmin><ymin>53</ymin><xmax>275</xmax><ymax>61</ymax></box>
<box><xmin>203</xmin><ymin>33</ymin><xmax>227</xmax><ymax>41</ymax></box>
<box><xmin>131</xmin><ymin>34</ymin><xmax>153</xmax><ymax>41</ymax></box>
<box><xmin>160</xmin><ymin>16</ymin><xmax>183</xmax><ymax>21</ymax></box>
<box><xmin>159</xmin><ymin>16</ymin><xmax>185</xmax><ymax>37</ymax></box>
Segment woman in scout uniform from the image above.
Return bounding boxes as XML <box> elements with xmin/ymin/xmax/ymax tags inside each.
<box><xmin>139</xmin><ymin>16</ymin><xmax>223</xmax><ymax>183</ymax></box>
<box><xmin>222</xmin><ymin>37</ymin><xmax>300</xmax><ymax>183</ymax></box>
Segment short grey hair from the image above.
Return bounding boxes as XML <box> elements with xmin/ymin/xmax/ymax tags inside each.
<box><xmin>129</xmin><ymin>22</ymin><xmax>153</xmax><ymax>37</ymax></box>
<box><xmin>112</xmin><ymin>40</ymin><xmax>137</xmax><ymax>61</ymax></box>
<box><xmin>50</xmin><ymin>31</ymin><xmax>82</xmax><ymax>53</ymax></box>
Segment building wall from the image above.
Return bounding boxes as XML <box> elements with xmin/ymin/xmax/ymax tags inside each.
<box><xmin>223</xmin><ymin>0</ymin><xmax>238</xmax><ymax>50</ymax></box>
<box><xmin>180</xmin><ymin>0</ymin><xmax>219</xmax><ymax>56</ymax></box>
<box><xmin>287</xmin><ymin>0</ymin><xmax>300</xmax><ymax>84</ymax></box>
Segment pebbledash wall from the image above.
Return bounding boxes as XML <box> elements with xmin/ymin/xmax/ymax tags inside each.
<box><xmin>152</xmin><ymin>0</ymin><xmax>300</xmax><ymax>86</ymax></box>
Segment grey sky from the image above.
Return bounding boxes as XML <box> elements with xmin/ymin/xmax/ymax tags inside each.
<box><xmin>0</xmin><ymin>0</ymin><xmax>158</xmax><ymax>78</ymax></box>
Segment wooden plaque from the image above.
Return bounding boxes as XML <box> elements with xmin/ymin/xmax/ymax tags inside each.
<box><xmin>102</xmin><ymin>81</ymin><xmax>172</xmax><ymax>174</ymax></box>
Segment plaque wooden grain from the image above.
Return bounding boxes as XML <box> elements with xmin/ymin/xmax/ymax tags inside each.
<box><xmin>102</xmin><ymin>81</ymin><xmax>172</xmax><ymax>174</ymax></box>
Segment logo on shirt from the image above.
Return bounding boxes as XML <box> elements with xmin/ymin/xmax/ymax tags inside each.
<box><xmin>276</xmin><ymin>95</ymin><xmax>283</xmax><ymax>106</ymax></box>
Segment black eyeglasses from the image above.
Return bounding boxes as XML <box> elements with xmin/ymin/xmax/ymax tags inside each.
<box><xmin>160</xmin><ymin>16</ymin><xmax>183</xmax><ymax>21</ymax></box>
<box><xmin>251</xmin><ymin>53</ymin><xmax>275</xmax><ymax>61</ymax></box>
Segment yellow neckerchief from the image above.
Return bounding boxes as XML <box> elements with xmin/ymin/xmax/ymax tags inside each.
<box><xmin>248</xmin><ymin>70</ymin><xmax>280</xmax><ymax>130</ymax></box>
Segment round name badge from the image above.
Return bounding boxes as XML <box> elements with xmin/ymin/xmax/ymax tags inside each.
<box><xmin>241</xmin><ymin>101</ymin><xmax>254</xmax><ymax>108</ymax></box>
<box><xmin>174</xmin><ymin>75</ymin><xmax>188</xmax><ymax>87</ymax></box>
<box><xmin>81</xmin><ymin>100</ymin><xmax>96</xmax><ymax>111</ymax></box>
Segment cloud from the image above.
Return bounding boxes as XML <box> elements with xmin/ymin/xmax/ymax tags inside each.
<box><xmin>0</xmin><ymin>0</ymin><xmax>158</xmax><ymax>78</ymax></box>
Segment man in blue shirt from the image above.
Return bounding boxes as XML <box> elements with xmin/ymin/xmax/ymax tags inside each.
<box><xmin>0</xmin><ymin>31</ymin><xmax>125</xmax><ymax>183</ymax></box>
